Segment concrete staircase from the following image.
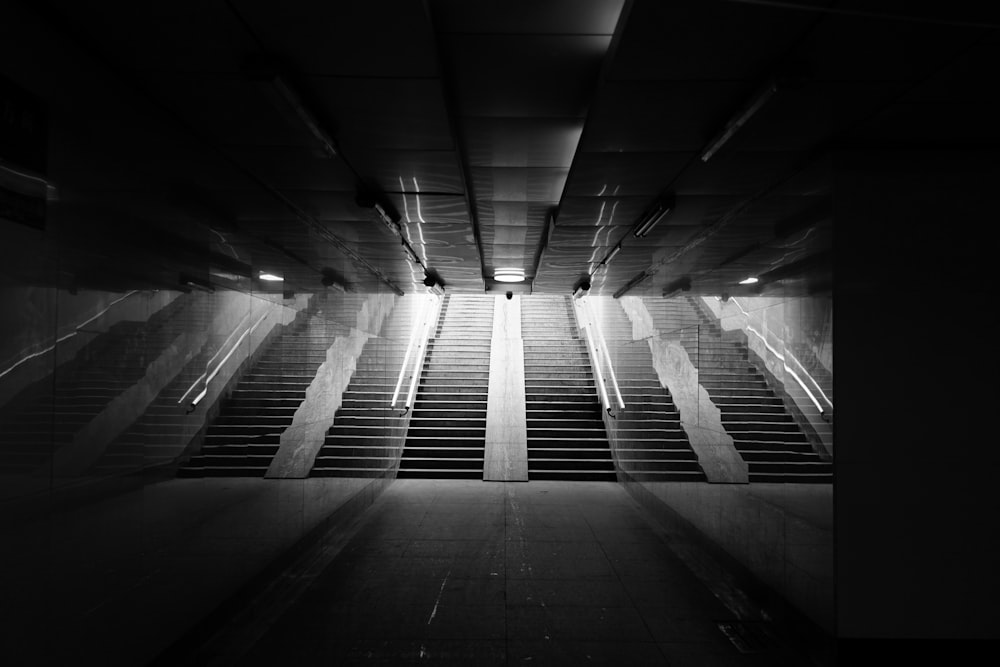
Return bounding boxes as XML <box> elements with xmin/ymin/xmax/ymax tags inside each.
<box><xmin>397</xmin><ymin>294</ymin><xmax>492</xmax><ymax>479</ymax></box>
<box><xmin>521</xmin><ymin>295</ymin><xmax>615</xmax><ymax>481</ymax></box>
<box><xmin>89</xmin><ymin>351</ymin><xmax>211</xmax><ymax>475</ymax></box>
<box><xmin>309</xmin><ymin>295</ymin><xmax>420</xmax><ymax>477</ymax></box>
<box><xmin>0</xmin><ymin>292</ymin><xmax>205</xmax><ymax>474</ymax></box>
<box><xmin>178</xmin><ymin>293</ymin><xmax>364</xmax><ymax>477</ymax></box>
<box><xmin>598</xmin><ymin>300</ymin><xmax>705</xmax><ymax>482</ymax></box>
<box><xmin>644</xmin><ymin>296</ymin><xmax>832</xmax><ymax>483</ymax></box>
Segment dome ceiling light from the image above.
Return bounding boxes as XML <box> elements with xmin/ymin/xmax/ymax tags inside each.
<box><xmin>494</xmin><ymin>268</ymin><xmax>526</xmax><ymax>283</ymax></box>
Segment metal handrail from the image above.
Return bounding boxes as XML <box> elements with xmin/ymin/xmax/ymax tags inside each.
<box><xmin>724</xmin><ymin>296</ymin><xmax>833</xmax><ymax>417</ymax></box>
<box><xmin>178</xmin><ymin>310</ymin><xmax>269</xmax><ymax>409</ymax></box>
<box><xmin>588</xmin><ymin>301</ymin><xmax>626</xmax><ymax>412</ymax></box>
<box><xmin>403</xmin><ymin>294</ymin><xmax>442</xmax><ymax>410</ymax></box>
<box><xmin>0</xmin><ymin>290</ymin><xmax>141</xmax><ymax>381</ymax></box>
<box><xmin>390</xmin><ymin>295</ymin><xmax>429</xmax><ymax>407</ymax></box>
<box><xmin>580</xmin><ymin>318</ymin><xmax>612</xmax><ymax>413</ymax></box>
<box><xmin>575</xmin><ymin>297</ymin><xmax>623</xmax><ymax>415</ymax></box>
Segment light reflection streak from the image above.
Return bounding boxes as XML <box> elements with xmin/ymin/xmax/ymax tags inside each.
<box><xmin>400</xmin><ymin>176</ymin><xmax>426</xmax><ymax>285</ymax></box>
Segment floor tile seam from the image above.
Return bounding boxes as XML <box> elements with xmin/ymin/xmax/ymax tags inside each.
<box><xmin>582</xmin><ymin>497</ymin><xmax>675</xmax><ymax>664</ymax></box>
<box><xmin>502</xmin><ymin>481</ymin><xmax>511</xmax><ymax>665</ymax></box>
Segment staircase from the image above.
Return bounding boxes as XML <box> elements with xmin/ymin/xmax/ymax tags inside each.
<box><xmin>309</xmin><ymin>295</ymin><xmax>421</xmax><ymax>477</ymax></box>
<box><xmin>643</xmin><ymin>296</ymin><xmax>832</xmax><ymax>483</ymax></box>
<box><xmin>0</xmin><ymin>292</ymin><xmax>204</xmax><ymax>474</ymax></box>
<box><xmin>597</xmin><ymin>300</ymin><xmax>705</xmax><ymax>482</ymax></box>
<box><xmin>397</xmin><ymin>294</ymin><xmax>492</xmax><ymax>479</ymax></box>
<box><xmin>178</xmin><ymin>292</ymin><xmax>364</xmax><ymax>477</ymax></box>
<box><xmin>90</xmin><ymin>335</ymin><xmax>214</xmax><ymax>476</ymax></box>
<box><xmin>521</xmin><ymin>295</ymin><xmax>615</xmax><ymax>481</ymax></box>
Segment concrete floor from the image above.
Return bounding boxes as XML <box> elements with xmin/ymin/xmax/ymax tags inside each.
<box><xmin>1</xmin><ymin>477</ymin><xmax>834</xmax><ymax>666</ymax></box>
<box><xmin>232</xmin><ymin>480</ymin><xmax>826</xmax><ymax>666</ymax></box>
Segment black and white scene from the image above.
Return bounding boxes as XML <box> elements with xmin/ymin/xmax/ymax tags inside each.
<box><xmin>1</xmin><ymin>1</ymin><xmax>997</xmax><ymax>664</ymax></box>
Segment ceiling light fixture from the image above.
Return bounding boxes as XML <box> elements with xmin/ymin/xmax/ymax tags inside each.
<box><xmin>700</xmin><ymin>78</ymin><xmax>779</xmax><ymax>163</ymax></box>
<box><xmin>356</xmin><ymin>191</ymin><xmax>402</xmax><ymax>237</ymax></box>
<box><xmin>402</xmin><ymin>243</ymin><xmax>420</xmax><ymax>264</ymax></box>
<box><xmin>259</xmin><ymin>272</ymin><xmax>284</xmax><ymax>282</ymax></box>
<box><xmin>601</xmin><ymin>243</ymin><xmax>622</xmax><ymax>266</ymax></box>
<box><xmin>739</xmin><ymin>276</ymin><xmax>759</xmax><ymax>285</ymax></box>
<box><xmin>633</xmin><ymin>193</ymin><xmax>675</xmax><ymax>238</ymax></box>
<box><xmin>494</xmin><ymin>268</ymin><xmax>525</xmax><ymax>283</ymax></box>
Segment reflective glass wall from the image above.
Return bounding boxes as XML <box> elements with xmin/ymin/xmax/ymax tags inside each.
<box><xmin>581</xmin><ymin>291</ymin><xmax>834</xmax><ymax>635</ymax></box>
<box><xmin>0</xmin><ymin>216</ymin><xmax>422</xmax><ymax>663</ymax></box>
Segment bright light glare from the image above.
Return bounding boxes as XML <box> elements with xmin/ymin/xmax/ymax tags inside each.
<box><xmin>259</xmin><ymin>272</ymin><xmax>284</xmax><ymax>282</ymax></box>
<box><xmin>494</xmin><ymin>268</ymin><xmax>525</xmax><ymax>283</ymax></box>
<box><xmin>738</xmin><ymin>276</ymin><xmax>759</xmax><ymax>285</ymax></box>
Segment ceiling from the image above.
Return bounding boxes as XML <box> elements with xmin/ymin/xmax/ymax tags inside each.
<box><xmin>2</xmin><ymin>0</ymin><xmax>997</xmax><ymax>298</ymax></box>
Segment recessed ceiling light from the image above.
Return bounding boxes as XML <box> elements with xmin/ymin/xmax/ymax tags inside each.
<box><xmin>259</xmin><ymin>272</ymin><xmax>284</xmax><ymax>282</ymax></box>
<box><xmin>494</xmin><ymin>268</ymin><xmax>525</xmax><ymax>283</ymax></box>
<box><xmin>739</xmin><ymin>276</ymin><xmax>759</xmax><ymax>285</ymax></box>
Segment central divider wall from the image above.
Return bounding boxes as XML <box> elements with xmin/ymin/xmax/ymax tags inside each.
<box><xmin>484</xmin><ymin>295</ymin><xmax>528</xmax><ymax>481</ymax></box>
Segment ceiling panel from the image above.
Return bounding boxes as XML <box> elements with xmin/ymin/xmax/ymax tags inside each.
<box><xmin>476</xmin><ymin>202</ymin><xmax>551</xmax><ymax>227</ymax></box>
<box><xmin>309</xmin><ymin>78</ymin><xmax>454</xmax><ymax>151</ymax></box>
<box><xmin>555</xmin><ymin>196</ymin><xmax>650</xmax><ymax>227</ymax></box>
<box><xmin>463</xmin><ymin>118</ymin><xmax>584</xmax><ymax>167</ymax></box>
<box><xmin>233</xmin><ymin>0</ymin><xmax>440</xmax><ymax>77</ymax></box>
<box><xmin>385</xmin><ymin>193</ymin><xmax>469</xmax><ymax>223</ymax></box>
<box><xmin>606</xmin><ymin>0</ymin><xmax>821</xmax><ymax>81</ymax></box>
<box><xmin>432</xmin><ymin>0</ymin><xmax>624</xmax><ymax>34</ymax></box>
<box><xmin>30</xmin><ymin>0</ymin><xmax>981</xmax><ymax>299</ymax></box>
<box><xmin>445</xmin><ymin>35</ymin><xmax>611</xmax><ymax>117</ymax></box>
<box><xmin>562</xmin><ymin>152</ymin><xmax>692</xmax><ymax>197</ymax></box>
<box><xmin>579</xmin><ymin>81</ymin><xmax>747</xmax><ymax>153</ymax></box>
<box><xmin>357</xmin><ymin>152</ymin><xmax>465</xmax><ymax>195</ymax></box>
<box><xmin>222</xmin><ymin>147</ymin><xmax>357</xmax><ymax>191</ymax></box>
<box><xmin>140</xmin><ymin>74</ymin><xmax>318</xmax><ymax>148</ymax></box>
<box><xmin>672</xmin><ymin>152</ymin><xmax>805</xmax><ymax>196</ymax></box>
<box><xmin>45</xmin><ymin>1</ymin><xmax>256</xmax><ymax>73</ymax></box>
<box><xmin>470</xmin><ymin>167</ymin><xmax>569</xmax><ymax>202</ymax></box>
<box><xmin>402</xmin><ymin>220</ymin><xmax>477</xmax><ymax>247</ymax></box>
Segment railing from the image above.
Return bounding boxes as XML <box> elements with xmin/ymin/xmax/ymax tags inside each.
<box><xmin>390</xmin><ymin>293</ymin><xmax>442</xmax><ymax>412</ymax></box>
<box><xmin>0</xmin><ymin>290</ymin><xmax>141</xmax><ymax>382</ymax></box>
<box><xmin>575</xmin><ymin>296</ymin><xmax>625</xmax><ymax>415</ymax></box>
<box><xmin>177</xmin><ymin>310</ymin><xmax>269</xmax><ymax>411</ymax></box>
<box><xmin>725</xmin><ymin>297</ymin><xmax>833</xmax><ymax>420</ymax></box>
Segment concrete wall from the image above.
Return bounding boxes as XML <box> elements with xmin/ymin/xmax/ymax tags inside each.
<box><xmin>834</xmin><ymin>149</ymin><xmax>998</xmax><ymax>641</ymax></box>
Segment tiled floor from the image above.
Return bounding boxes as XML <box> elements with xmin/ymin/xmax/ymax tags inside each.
<box><xmin>239</xmin><ymin>479</ymin><xmax>823</xmax><ymax>665</ymax></box>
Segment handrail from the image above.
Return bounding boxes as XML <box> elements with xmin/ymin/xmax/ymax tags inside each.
<box><xmin>724</xmin><ymin>296</ymin><xmax>833</xmax><ymax>417</ymax></box>
<box><xmin>0</xmin><ymin>290</ymin><xmax>141</xmax><ymax>381</ymax></box>
<box><xmin>178</xmin><ymin>310</ymin><xmax>269</xmax><ymax>409</ymax></box>
<box><xmin>580</xmin><ymin>318</ymin><xmax>612</xmax><ymax>413</ymax></box>
<box><xmin>403</xmin><ymin>294</ymin><xmax>442</xmax><ymax>410</ymax></box>
<box><xmin>390</xmin><ymin>297</ymin><xmax>426</xmax><ymax>407</ymax></box>
<box><xmin>584</xmin><ymin>298</ymin><xmax>625</xmax><ymax>411</ymax></box>
<box><xmin>575</xmin><ymin>297</ymin><xmax>622</xmax><ymax>415</ymax></box>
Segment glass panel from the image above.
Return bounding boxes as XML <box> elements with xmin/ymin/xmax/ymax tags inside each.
<box><xmin>585</xmin><ymin>291</ymin><xmax>834</xmax><ymax>637</ymax></box>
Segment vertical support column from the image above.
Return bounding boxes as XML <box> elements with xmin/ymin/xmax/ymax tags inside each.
<box><xmin>484</xmin><ymin>295</ymin><xmax>528</xmax><ymax>481</ymax></box>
